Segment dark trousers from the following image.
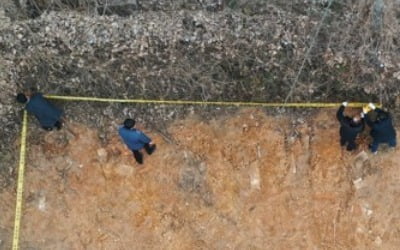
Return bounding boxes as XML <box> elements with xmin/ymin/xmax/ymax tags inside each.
<box><xmin>340</xmin><ymin>137</ymin><xmax>357</xmax><ymax>151</ymax></box>
<box><xmin>42</xmin><ymin>120</ymin><xmax>62</xmax><ymax>131</ymax></box>
<box><xmin>132</xmin><ymin>143</ymin><xmax>156</xmax><ymax>164</ymax></box>
<box><xmin>370</xmin><ymin>137</ymin><xmax>397</xmax><ymax>153</ymax></box>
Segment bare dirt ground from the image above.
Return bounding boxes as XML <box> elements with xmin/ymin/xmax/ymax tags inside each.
<box><xmin>1</xmin><ymin>108</ymin><xmax>399</xmax><ymax>249</ymax></box>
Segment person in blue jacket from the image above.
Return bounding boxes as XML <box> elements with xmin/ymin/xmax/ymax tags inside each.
<box><xmin>16</xmin><ymin>92</ymin><xmax>63</xmax><ymax>131</ymax></box>
<box><xmin>337</xmin><ymin>101</ymin><xmax>365</xmax><ymax>151</ymax></box>
<box><xmin>364</xmin><ymin>103</ymin><xmax>396</xmax><ymax>154</ymax></box>
<box><xmin>118</xmin><ymin>118</ymin><xmax>156</xmax><ymax>164</ymax></box>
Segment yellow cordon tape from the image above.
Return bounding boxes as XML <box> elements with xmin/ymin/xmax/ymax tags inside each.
<box><xmin>45</xmin><ymin>95</ymin><xmax>380</xmax><ymax>108</ymax></box>
<box><xmin>12</xmin><ymin>111</ymin><xmax>28</xmax><ymax>250</ymax></box>
<box><xmin>11</xmin><ymin>95</ymin><xmax>381</xmax><ymax>249</ymax></box>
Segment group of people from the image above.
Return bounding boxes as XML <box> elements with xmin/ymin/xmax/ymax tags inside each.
<box><xmin>337</xmin><ymin>102</ymin><xmax>397</xmax><ymax>153</ymax></box>
<box><xmin>16</xmin><ymin>92</ymin><xmax>156</xmax><ymax>164</ymax></box>
<box><xmin>16</xmin><ymin>92</ymin><xmax>397</xmax><ymax>165</ymax></box>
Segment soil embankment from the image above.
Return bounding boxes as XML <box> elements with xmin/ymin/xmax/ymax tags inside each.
<box><xmin>1</xmin><ymin>109</ymin><xmax>399</xmax><ymax>249</ymax></box>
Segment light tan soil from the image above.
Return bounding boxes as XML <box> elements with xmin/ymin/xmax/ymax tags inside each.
<box><xmin>1</xmin><ymin>109</ymin><xmax>399</xmax><ymax>249</ymax></box>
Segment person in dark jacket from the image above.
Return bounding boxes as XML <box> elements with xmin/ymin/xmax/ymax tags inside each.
<box><xmin>16</xmin><ymin>92</ymin><xmax>63</xmax><ymax>131</ymax></box>
<box><xmin>118</xmin><ymin>119</ymin><xmax>156</xmax><ymax>164</ymax></box>
<box><xmin>364</xmin><ymin>103</ymin><xmax>396</xmax><ymax>153</ymax></box>
<box><xmin>337</xmin><ymin>101</ymin><xmax>365</xmax><ymax>151</ymax></box>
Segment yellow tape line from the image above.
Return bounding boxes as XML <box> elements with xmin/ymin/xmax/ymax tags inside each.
<box><xmin>12</xmin><ymin>111</ymin><xmax>28</xmax><ymax>250</ymax></box>
<box><xmin>45</xmin><ymin>95</ymin><xmax>379</xmax><ymax>108</ymax></box>
<box><xmin>10</xmin><ymin>96</ymin><xmax>380</xmax><ymax>249</ymax></box>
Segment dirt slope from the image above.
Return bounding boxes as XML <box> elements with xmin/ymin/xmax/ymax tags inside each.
<box><xmin>0</xmin><ymin>109</ymin><xmax>399</xmax><ymax>249</ymax></box>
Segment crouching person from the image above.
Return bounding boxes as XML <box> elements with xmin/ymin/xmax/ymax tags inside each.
<box><xmin>16</xmin><ymin>92</ymin><xmax>63</xmax><ymax>131</ymax></box>
<box><xmin>118</xmin><ymin>119</ymin><xmax>156</xmax><ymax>164</ymax></box>
<box><xmin>364</xmin><ymin>103</ymin><xmax>396</xmax><ymax>154</ymax></box>
<box><xmin>337</xmin><ymin>101</ymin><xmax>365</xmax><ymax>151</ymax></box>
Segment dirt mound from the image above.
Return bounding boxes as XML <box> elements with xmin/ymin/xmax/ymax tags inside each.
<box><xmin>1</xmin><ymin>109</ymin><xmax>399</xmax><ymax>249</ymax></box>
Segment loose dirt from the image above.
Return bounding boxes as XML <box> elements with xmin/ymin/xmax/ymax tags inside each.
<box><xmin>1</xmin><ymin>109</ymin><xmax>399</xmax><ymax>249</ymax></box>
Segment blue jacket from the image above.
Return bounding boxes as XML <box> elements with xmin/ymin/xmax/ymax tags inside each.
<box><xmin>365</xmin><ymin>108</ymin><xmax>396</xmax><ymax>143</ymax></box>
<box><xmin>26</xmin><ymin>93</ymin><xmax>63</xmax><ymax>127</ymax></box>
<box><xmin>118</xmin><ymin>126</ymin><xmax>151</xmax><ymax>151</ymax></box>
<box><xmin>337</xmin><ymin>105</ymin><xmax>364</xmax><ymax>142</ymax></box>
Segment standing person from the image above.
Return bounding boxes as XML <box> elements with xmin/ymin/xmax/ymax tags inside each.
<box><xmin>118</xmin><ymin>118</ymin><xmax>156</xmax><ymax>164</ymax></box>
<box><xmin>364</xmin><ymin>103</ymin><xmax>396</xmax><ymax>154</ymax></box>
<box><xmin>337</xmin><ymin>101</ymin><xmax>365</xmax><ymax>151</ymax></box>
<box><xmin>16</xmin><ymin>92</ymin><xmax>63</xmax><ymax>131</ymax></box>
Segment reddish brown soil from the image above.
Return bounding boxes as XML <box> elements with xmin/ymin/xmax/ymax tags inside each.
<box><xmin>1</xmin><ymin>109</ymin><xmax>400</xmax><ymax>249</ymax></box>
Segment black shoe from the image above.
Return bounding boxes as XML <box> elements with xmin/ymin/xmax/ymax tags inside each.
<box><xmin>43</xmin><ymin>126</ymin><xmax>53</xmax><ymax>131</ymax></box>
<box><xmin>148</xmin><ymin>144</ymin><xmax>156</xmax><ymax>155</ymax></box>
<box><xmin>133</xmin><ymin>150</ymin><xmax>144</xmax><ymax>164</ymax></box>
<box><xmin>55</xmin><ymin>121</ymin><xmax>62</xmax><ymax>130</ymax></box>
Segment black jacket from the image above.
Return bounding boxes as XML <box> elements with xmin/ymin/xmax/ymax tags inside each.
<box><xmin>365</xmin><ymin>108</ymin><xmax>396</xmax><ymax>143</ymax></box>
<box><xmin>26</xmin><ymin>93</ymin><xmax>63</xmax><ymax>127</ymax></box>
<box><xmin>337</xmin><ymin>105</ymin><xmax>364</xmax><ymax>141</ymax></box>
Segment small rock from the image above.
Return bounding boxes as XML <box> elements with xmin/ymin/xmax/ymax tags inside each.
<box><xmin>352</xmin><ymin>178</ymin><xmax>364</xmax><ymax>189</ymax></box>
<box><xmin>361</xmin><ymin>203</ymin><xmax>373</xmax><ymax>217</ymax></box>
<box><xmin>38</xmin><ymin>194</ymin><xmax>46</xmax><ymax>212</ymax></box>
<box><xmin>97</xmin><ymin>148</ymin><xmax>108</xmax><ymax>162</ymax></box>
<box><xmin>38</xmin><ymin>198</ymin><xmax>46</xmax><ymax>211</ymax></box>
<box><xmin>375</xmin><ymin>236</ymin><xmax>382</xmax><ymax>246</ymax></box>
<box><xmin>393</xmin><ymin>71</ymin><xmax>400</xmax><ymax>80</ymax></box>
<box><xmin>242</xmin><ymin>124</ymin><xmax>248</xmax><ymax>132</ymax></box>
<box><xmin>354</xmin><ymin>151</ymin><xmax>369</xmax><ymax>163</ymax></box>
<box><xmin>249</xmin><ymin>162</ymin><xmax>261</xmax><ymax>190</ymax></box>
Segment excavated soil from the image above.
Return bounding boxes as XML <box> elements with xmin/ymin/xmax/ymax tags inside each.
<box><xmin>1</xmin><ymin>108</ymin><xmax>400</xmax><ymax>249</ymax></box>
